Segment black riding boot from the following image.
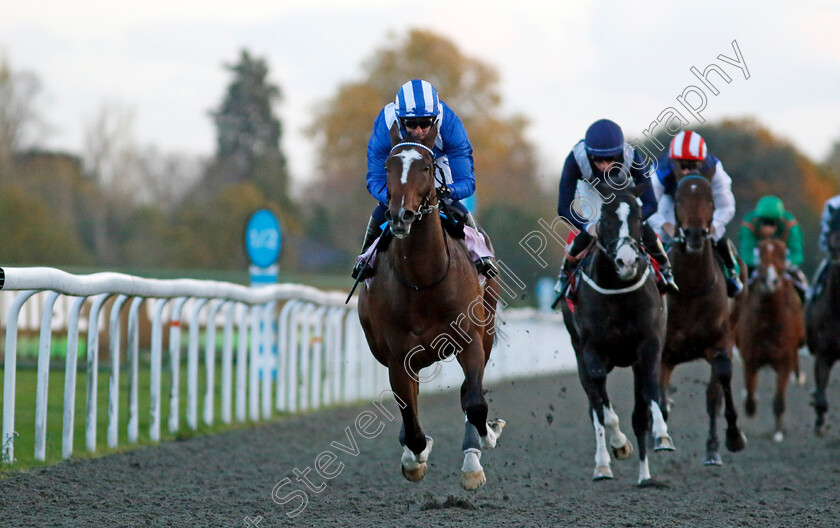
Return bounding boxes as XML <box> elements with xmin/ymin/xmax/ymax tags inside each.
<box><xmin>351</xmin><ymin>216</ymin><xmax>383</xmax><ymax>280</ymax></box>
<box><xmin>714</xmin><ymin>236</ymin><xmax>744</xmax><ymax>297</ymax></box>
<box><xmin>787</xmin><ymin>265</ymin><xmax>809</xmax><ymax>304</ymax></box>
<box><xmin>809</xmin><ymin>259</ymin><xmax>830</xmax><ymax>301</ymax></box>
<box><xmin>554</xmin><ymin>230</ymin><xmax>594</xmax><ymax>301</ymax></box>
<box><xmin>642</xmin><ymin>223</ymin><xmax>679</xmax><ymax>294</ymax></box>
<box><xmin>464</xmin><ymin>212</ymin><xmax>498</xmax><ymax>278</ymax></box>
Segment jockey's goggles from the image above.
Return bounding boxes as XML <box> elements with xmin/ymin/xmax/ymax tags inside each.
<box><xmin>589</xmin><ymin>154</ymin><xmax>622</xmax><ymax>164</ymax></box>
<box><xmin>402</xmin><ymin>117</ymin><xmax>435</xmax><ymax>129</ymax></box>
<box><xmin>674</xmin><ymin>159</ymin><xmax>703</xmax><ymax>171</ymax></box>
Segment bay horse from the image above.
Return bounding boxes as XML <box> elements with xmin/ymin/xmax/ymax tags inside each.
<box><xmin>357</xmin><ymin>123</ymin><xmax>505</xmax><ymax>490</ymax></box>
<box><xmin>806</xmin><ymin>204</ymin><xmax>840</xmax><ymax>436</ymax></box>
<box><xmin>660</xmin><ymin>175</ymin><xmax>748</xmax><ymax>465</ymax></box>
<box><xmin>736</xmin><ymin>238</ymin><xmax>805</xmax><ymax>442</ymax></box>
<box><xmin>560</xmin><ymin>187</ymin><xmax>675</xmax><ymax>484</ymax></box>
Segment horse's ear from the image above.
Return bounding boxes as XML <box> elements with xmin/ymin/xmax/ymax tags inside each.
<box><xmin>388</xmin><ymin>122</ymin><xmax>402</xmax><ymax>147</ymax></box>
<box><xmin>422</xmin><ymin>122</ymin><xmax>439</xmax><ymax>150</ymax></box>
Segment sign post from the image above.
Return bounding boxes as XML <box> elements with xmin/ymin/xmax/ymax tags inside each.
<box><xmin>245</xmin><ymin>209</ymin><xmax>282</xmax><ymax>287</ymax></box>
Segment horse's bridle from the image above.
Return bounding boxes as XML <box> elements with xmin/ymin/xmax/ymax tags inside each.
<box><xmin>385</xmin><ymin>141</ymin><xmax>452</xmax><ymax>291</ymax></box>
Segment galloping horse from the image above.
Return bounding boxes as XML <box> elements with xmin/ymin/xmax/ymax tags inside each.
<box><xmin>806</xmin><ymin>204</ymin><xmax>840</xmax><ymax>436</ymax></box>
<box><xmin>737</xmin><ymin>238</ymin><xmax>805</xmax><ymax>442</ymax></box>
<box><xmin>660</xmin><ymin>175</ymin><xmax>747</xmax><ymax>465</ymax></box>
<box><xmin>357</xmin><ymin>124</ymin><xmax>505</xmax><ymax>490</ymax></box>
<box><xmin>561</xmin><ymin>187</ymin><xmax>675</xmax><ymax>484</ymax></box>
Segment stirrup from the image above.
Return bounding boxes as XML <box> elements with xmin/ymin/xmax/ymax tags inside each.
<box><xmin>351</xmin><ymin>261</ymin><xmax>374</xmax><ymax>280</ymax></box>
<box><xmin>726</xmin><ymin>274</ymin><xmax>743</xmax><ymax>297</ymax></box>
<box><xmin>659</xmin><ymin>268</ymin><xmax>679</xmax><ymax>294</ymax></box>
<box><xmin>475</xmin><ymin>257</ymin><xmax>498</xmax><ymax>278</ymax></box>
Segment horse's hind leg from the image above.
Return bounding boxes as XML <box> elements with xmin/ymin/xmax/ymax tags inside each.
<box><xmin>599</xmin><ymin>387</ymin><xmax>633</xmax><ymax>460</ymax></box>
<box><xmin>813</xmin><ymin>355</ymin><xmax>835</xmax><ymax>436</ymax></box>
<box><xmin>633</xmin><ymin>354</ymin><xmax>674</xmax><ymax>484</ymax></box>
<box><xmin>704</xmin><ymin>374</ymin><xmax>724</xmax><ymax>466</ymax></box>
<box><xmin>389</xmin><ymin>362</ymin><xmax>433</xmax><ymax>482</ymax></box>
<box><xmin>743</xmin><ymin>363</ymin><xmax>759</xmax><ymax>417</ymax></box>
<box><xmin>712</xmin><ymin>349</ymin><xmax>747</xmax><ymax>457</ymax></box>
<box><xmin>458</xmin><ymin>341</ymin><xmax>505</xmax><ymax>490</ymax></box>
<box><xmin>660</xmin><ymin>362</ymin><xmax>675</xmax><ymax>421</ymax></box>
<box><xmin>772</xmin><ymin>363</ymin><xmax>792</xmax><ymax>442</ymax></box>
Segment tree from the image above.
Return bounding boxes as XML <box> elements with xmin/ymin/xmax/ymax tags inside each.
<box><xmin>208</xmin><ymin>49</ymin><xmax>291</xmax><ymax>208</ymax></box>
<box><xmin>306</xmin><ymin>29</ymin><xmax>546</xmax><ymax>267</ymax></box>
<box><xmin>0</xmin><ymin>56</ymin><xmax>47</xmax><ymax>173</ymax></box>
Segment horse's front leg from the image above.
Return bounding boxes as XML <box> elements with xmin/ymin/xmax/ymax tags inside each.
<box><xmin>389</xmin><ymin>359</ymin><xmax>433</xmax><ymax>482</ymax></box>
<box><xmin>711</xmin><ymin>348</ymin><xmax>747</xmax><ymax>456</ymax></box>
<box><xmin>813</xmin><ymin>354</ymin><xmax>835</xmax><ymax>436</ymax></box>
<box><xmin>579</xmin><ymin>351</ymin><xmax>613</xmax><ymax>480</ymax></box>
<box><xmin>659</xmin><ymin>361</ymin><xmax>675</xmax><ymax>421</ymax></box>
<box><xmin>458</xmin><ymin>340</ymin><xmax>505</xmax><ymax>490</ymax></box>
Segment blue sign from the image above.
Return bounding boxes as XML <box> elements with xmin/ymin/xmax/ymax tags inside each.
<box><xmin>245</xmin><ymin>209</ymin><xmax>282</xmax><ymax>268</ymax></box>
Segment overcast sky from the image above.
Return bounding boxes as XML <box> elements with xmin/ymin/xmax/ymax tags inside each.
<box><xmin>2</xmin><ymin>0</ymin><xmax>838</xmax><ymax>186</ymax></box>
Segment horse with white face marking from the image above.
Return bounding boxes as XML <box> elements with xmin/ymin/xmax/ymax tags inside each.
<box><xmin>561</xmin><ymin>188</ymin><xmax>674</xmax><ymax>484</ymax></box>
<box><xmin>737</xmin><ymin>238</ymin><xmax>805</xmax><ymax>442</ymax></box>
<box><xmin>358</xmin><ymin>123</ymin><xmax>505</xmax><ymax>490</ymax></box>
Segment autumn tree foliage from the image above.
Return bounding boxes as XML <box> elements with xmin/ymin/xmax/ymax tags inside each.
<box><xmin>306</xmin><ymin>29</ymin><xmax>552</xmax><ymax>281</ymax></box>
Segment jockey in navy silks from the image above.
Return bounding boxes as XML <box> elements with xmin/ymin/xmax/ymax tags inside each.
<box><xmin>647</xmin><ymin>130</ymin><xmax>744</xmax><ymax>297</ymax></box>
<box><xmin>554</xmin><ymin>118</ymin><xmax>679</xmax><ymax>298</ymax></box>
<box><xmin>352</xmin><ymin>79</ymin><xmax>497</xmax><ymax>280</ymax></box>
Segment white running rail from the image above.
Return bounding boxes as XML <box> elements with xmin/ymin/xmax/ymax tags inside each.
<box><xmin>0</xmin><ymin>266</ymin><xmax>387</xmax><ymax>464</ymax></box>
<box><xmin>0</xmin><ymin>266</ymin><xmax>576</xmax><ymax>465</ymax></box>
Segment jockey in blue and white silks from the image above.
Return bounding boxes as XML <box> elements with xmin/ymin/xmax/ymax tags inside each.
<box><xmin>811</xmin><ymin>193</ymin><xmax>840</xmax><ymax>298</ymax></box>
<box><xmin>647</xmin><ymin>130</ymin><xmax>743</xmax><ymax>296</ymax></box>
<box><xmin>352</xmin><ymin>79</ymin><xmax>496</xmax><ymax>280</ymax></box>
<box><xmin>554</xmin><ymin>118</ymin><xmax>679</xmax><ymax>298</ymax></box>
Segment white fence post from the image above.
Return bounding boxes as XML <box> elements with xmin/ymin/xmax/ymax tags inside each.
<box><xmin>85</xmin><ymin>293</ymin><xmax>110</xmax><ymax>453</ymax></box>
<box><xmin>107</xmin><ymin>294</ymin><xmax>128</xmax><ymax>449</ymax></box>
<box><xmin>126</xmin><ymin>297</ymin><xmax>143</xmax><ymax>444</ymax></box>
<box><xmin>62</xmin><ymin>296</ymin><xmax>88</xmax><ymax>459</ymax></box>
<box><xmin>34</xmin><ymin>291</ymin><xmax>60</xmax><ymax>461</ymax></box>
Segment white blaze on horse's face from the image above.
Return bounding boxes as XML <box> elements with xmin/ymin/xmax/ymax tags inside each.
<box><xmin>614</xmin><ymin>202</ymin><xmax>638</xmax><ymax>280</ymax></box>
<box><xmin>395</xmin><ymin>149</ymin><xmax>424</xmax><ymax>185</ymax></box>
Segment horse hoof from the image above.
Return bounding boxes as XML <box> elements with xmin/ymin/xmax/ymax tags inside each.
<box><xmin>653</xmin><ymin>434</ymin><xmax>675</xmax><ymax>452</ymax></box>
<box><xmin>401</xmin><ymin>462</ymin><xmax>428</xmax><ymax>482</ymax></box>
<box><xmin>460</xmin><ymin>470</ymin><xmax>486</xmax><ymax>490</ymax></box>
<box><xmin>815</xmin><ymin>425</ymin><xmax>828</xmax><ymax>438</ymax></box>
<box><xmin>704</xmin><ymin>452</ymin><xmax>723</xmax><ymax>466</ymax></box>
<box><xmin>480</xmin><ymin>419</ymin><xmax>506</xmax><ymax>450</ymax></box>
<box><xmin>612</xmin><ymin>441</ymin><xmax>634</xmax><ymax>460</ymax></box>
<box><xmin>773</xmin><ymin>431</ymin><xmax>784</xmax><ymax>443</ymax></box>
<box><xmin>745</xmin><ymin>399</ymin><xmax>757</xmax><ymax>417</ymax></box>
<box><xmin>726</xmin><ymin>430</ymin><xmax>747</xmax><ymax>452</ymax></box>
<box><xmin>593</xmin><ymin>465</ymin><xmax>613</xmax><ymax>480</ymax></box>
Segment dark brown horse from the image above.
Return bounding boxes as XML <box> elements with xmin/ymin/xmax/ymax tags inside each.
<box><xmin>660</xmin><ymin>175</ymin><xmax>748</xmax><ymax>465</ymax></box>
<box><xmin>806</xmin><ymin>204</ymin><xmax>840</xmax><ymax>436</ymax></box>
<box><xmin>357</xmin><ymin>124</ymin><xmax>504</xmax><ymax>490</ymax></box>
<box><xmin>561</xmin><ymin>187</ymin><xmax>674</xmax><ymax>484</ymax></box>
<box><xmin>737</xmin><ymin>238</ymin><xmax>805</xmax><ymax>442</ymax></box>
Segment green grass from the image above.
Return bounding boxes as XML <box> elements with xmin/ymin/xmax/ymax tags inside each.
<box><xmin>0</xmin><ymin>355</ymin><xmax>278</xmax><ymax>473</ymax></box>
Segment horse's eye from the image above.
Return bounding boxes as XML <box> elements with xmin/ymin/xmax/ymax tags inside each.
<box><xmin>424</xmin><ymin>165</ymin><xmax>431</xmax><ymax>171</ymax></box>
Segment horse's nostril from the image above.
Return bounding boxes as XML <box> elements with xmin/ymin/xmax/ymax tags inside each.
<box><xmin>384</xmin><ymin>210</ymin><xmax>393</xmax><ymax>221</ymax></box>
<box><xmin>616</xmin><ymin>258</ymin><xmax>625</xmax><ymax>267</ymax></box>
<box><xmin>401</xmin><ymin>209</ymin><xmax>415</xmax><ymax>223</ymax></box>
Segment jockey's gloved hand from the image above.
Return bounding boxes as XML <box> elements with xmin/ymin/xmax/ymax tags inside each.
<box><xmin>436</xmin><ymin>186</ymin><xmax>451</xmax><ymax>199</ymax></box>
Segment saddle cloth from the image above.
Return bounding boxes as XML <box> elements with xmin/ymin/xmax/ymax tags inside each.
<box><xmin>356</xmin><ymin>225</ymin><xmax>493</xmax><ymax>288</ymax></box>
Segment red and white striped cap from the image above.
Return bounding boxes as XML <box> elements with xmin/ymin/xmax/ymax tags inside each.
<box><xmin>669</xmin><ymin>130</ymin><xmax>707</xmax><ymax>161</ymax></box>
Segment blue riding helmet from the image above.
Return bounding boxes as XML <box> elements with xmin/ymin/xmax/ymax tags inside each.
<box><xmin>584</xmin><ymin>119</ymin><xmax>624</xmax><ymax>157</ymax></box>
<box><xmin>395</xmin><ymin>79</ymin><xmax>441</xmax><ymax>118</ymax></box>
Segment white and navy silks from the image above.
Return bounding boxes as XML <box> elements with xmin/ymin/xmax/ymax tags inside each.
<box><xmin>556</xmin><ymin>141</ymin><xmax>658</xmax><ymax>237</ymax></box>
<box><xmin>647</xmin><ymin>154</ymin><xmax>736</xmax><ymax>243</ymax></box>
<box><xmin>365</xmin><ymin>101</ymin><xmax>475</xmax><ymax>205</ymax></box>
<box><xmin>818</xmin><ymin>194</ymin><xmax>840</xmax><ymax>253</ymax></box>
